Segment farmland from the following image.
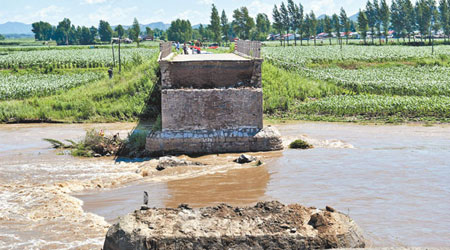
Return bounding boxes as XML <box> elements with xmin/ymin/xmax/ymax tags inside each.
<box><xmin>0</xmin><ymin>45</ymin><xmax>159</xmax><ymax>123</ymax></box>
<box><xmin>0</xmin><ymin>41</ymin><xmax>449</xmax><ymax>123</ymax></box>
<box><xmin>0</xmin><ymin>48</ymin><xmax>156</xmax><ymax>69</ymax></box>
<box><xmin>262</xmin><ymin>45</ymin><xmax>450</xmax><ymax>122</ymax></box>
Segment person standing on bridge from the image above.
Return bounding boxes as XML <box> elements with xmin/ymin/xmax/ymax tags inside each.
<box><xmin>183</xmin><ymin>42</ymin><xmax>188</xmax><ymax>55</ymax></box>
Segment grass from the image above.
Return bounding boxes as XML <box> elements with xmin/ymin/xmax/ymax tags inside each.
<box><xmin>0</xmin><ymin>53</ymin><xmax>160</xmax><ymax>123</ymax></box>
<box><xmin>262</xmin><ymin>62</ymin><xmax>346</xmax><ymax>114</ymax></box>
<box><xmin>289</xmin><ymin>139</ymin><xmax>313</xmax><ymax>149</ymax></box>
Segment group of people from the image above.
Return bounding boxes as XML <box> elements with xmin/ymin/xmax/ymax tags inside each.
<box><xmin>175</xmin><ymin>41</ymin><xmax>203</xmax><ymax>55</ymax></box>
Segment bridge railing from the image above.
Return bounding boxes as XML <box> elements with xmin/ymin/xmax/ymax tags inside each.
<box><xmin>160</xmin><ymin>41</ymin><xmax>172</xmax><ymax>60</ymax></box>
<box><xmin>235</xmin><ymin>40</ymin><xmax>261</xmax><ymax>58</ymax></box>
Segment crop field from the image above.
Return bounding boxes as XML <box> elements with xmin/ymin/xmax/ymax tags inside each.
<box><xmin>262</xmin><ymin>45</ymin><xmax>450</xmax><ymax>122</ymax></box>
<box><xmin>0</xmin><ymin>48</ymin><xmax>157</xmax><ymax>69</ymax></box>
<box><xmin>0</xmin><ymin>44</ymin><xmax>159</xmax><ymax>123</ymax></box>
<box><xmin>263</xmin><ymin>45</ymin><xmax>450</xmax><ymax>64</ymax></box>
<box><xmin>0</xmin><ymin>72</ymin><xmax>104</xmax><ymax>100</ymax></box>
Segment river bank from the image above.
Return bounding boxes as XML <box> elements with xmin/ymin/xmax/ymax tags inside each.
<box><xmin>1</xmin><ymin>121</ymin><xmax>449</xmax><ymax>249</ymax></box>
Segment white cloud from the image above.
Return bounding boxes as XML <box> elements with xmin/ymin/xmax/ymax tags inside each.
<box><xmin>12</xmin><ymin>5</ymin><xmax>65</xmax><ymax>24</ymax></box>
<box><xmin>87</xmin><ymin>5</ymin><xmax>138</xmax><ymax>25</ymax></box>
<box><xmin>83</xmin><ymin>0</ymin><xmax>107</xmax><ymax>4</ymax></box>
<box><xmin>247</xmin><ymin>1</ymin><xmax>274</xmax><ymax>20</ymax></box>
<box><xmin>174</xmin><ymin>9</ymin><xmax>208</xmax><ymax>24</ymax></box>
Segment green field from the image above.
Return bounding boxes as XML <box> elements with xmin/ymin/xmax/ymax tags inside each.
<box><xmin>0</xmin><ymin>40</ymin><xmax>449</xmax><ymax>124</ymax></box>
<box><xmin>0</xmin><ymin>42</ymin><xmax>160</xmax><ymax>123</ymax></box>
<box><xmin>262</xmin><ymin>45</ymin><xmax>450</xmax><ymax>122</ymax></box>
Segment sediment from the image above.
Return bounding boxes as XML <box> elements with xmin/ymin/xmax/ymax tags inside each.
<box><xmin>103</xmin><ymin>201</ymin><xmax>366</xmax><ymax>250</ymax></box>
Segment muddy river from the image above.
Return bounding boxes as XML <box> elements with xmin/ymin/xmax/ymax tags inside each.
<box><xmin>0</xmin><ymin>122</ymin><xmax>449</xmax><ymax>249</ymax></box>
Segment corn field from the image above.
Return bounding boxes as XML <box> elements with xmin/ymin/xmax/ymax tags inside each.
<box><xmin>0</xmin><ymin>72</ymin><xmax>103</xmax><ymax>100</ymax></box>
<box><xmin>0</xmin><ymin>48</ymin><xmax>157</xmax><ymax>69</ymax></box>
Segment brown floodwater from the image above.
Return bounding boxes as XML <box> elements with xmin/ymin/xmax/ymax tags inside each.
<box><xmin>1</xmin><ymin>122</ymin><xmax>450</xmax><ymax>249</ymax></box>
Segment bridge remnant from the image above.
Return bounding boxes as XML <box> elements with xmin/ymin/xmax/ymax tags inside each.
<box><xmin>146</xmin><ymin>41</ymin><xmax>283</xmax><ymax>155</ymax></box>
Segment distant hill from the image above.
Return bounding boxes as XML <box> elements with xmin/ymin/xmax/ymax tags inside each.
<box><xmin>116</xmin><ymin>22</ymin><xmax>171</xmax><ymax>31</ymax></box>
<box><xmin>0</xmin><ymin>21</ymin><xmax>171</xmax><ymax>35</ymax></box>
<box><xmin>349</xmin><ymin>13</ymin><xmax>359</xmax><ymax>22</ymax></box>
<box><xmin>318</xmin><ymin>13</ymin><xmax>358</xmax><ymax>21</ymax></box>
<box><xmin>0</xmin><ymin>22</ymin><xmax>33</xmax><ymax>35</ymax></box>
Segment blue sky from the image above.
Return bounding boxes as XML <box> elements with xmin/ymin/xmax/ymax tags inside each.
<box><xmin>0</xmin><ymin>0</ymin><xmax>389</xmax><ymax>26</ymax></box>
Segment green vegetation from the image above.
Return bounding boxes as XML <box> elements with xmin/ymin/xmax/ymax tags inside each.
<box><xmin>44</xmin><ymin>129</ymin><xmax>122</xmax><ymax>157</ymax></box>
<box><xmin>262</xmin><ymin>62</ymin><xmax>344</xmax><ymax>113</ymax></box>
<box><xmin>0</xmin><ymin>48</ymin><xmax>156</xmax><ymax>69</ymax></box>
<box><xmin>262</xmin><ymin>45</ymin><xmax>450</xmax><ymax>123</ymax></box>
<box><xmin>0</xmin><ymin>72</ymin><xmax>103</xmax><ymax>100</ymax></box>
<box><xmin>0</xmin><ymin>52</ymin><xmax>159</xmax><ymax>123</ymax></box>
<box><xmin>289</xmin><ymin>139</ymin><xmax>313</xmax><ymax>149</ymax></box>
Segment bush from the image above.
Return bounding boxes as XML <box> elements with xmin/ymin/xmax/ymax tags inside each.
<box><xmin>289</xmin><ymin>139</ymin><xmax>313</xmax><ymax>149</ymax></box>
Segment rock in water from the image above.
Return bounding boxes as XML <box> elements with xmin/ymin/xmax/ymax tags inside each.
<box><xmin>234</xmin><ymin>154</ymin><xmax>257</xmax><ymax>164</ymax></box>
<box><xmin>103</xmin><ymin>201</ymin><xmax>366</xmax><ymax>250</ymax></box>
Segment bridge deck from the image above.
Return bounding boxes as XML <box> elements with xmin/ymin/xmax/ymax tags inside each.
<box><xmin>171</xmin><ymin>53</ymin><xmax>250</xmax><ymax>62</ymax></box>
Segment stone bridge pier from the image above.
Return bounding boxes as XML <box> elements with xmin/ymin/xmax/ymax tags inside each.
<box><xmin>146</xmin><ymin>41</ymin><xmax>283</xmax><ymax>155</ymax></box>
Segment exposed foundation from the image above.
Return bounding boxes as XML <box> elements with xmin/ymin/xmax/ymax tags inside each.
<box><xmin>146</xmin><ymin>43</ymin><xmax>283</xmax><ymax>155</ymax></box>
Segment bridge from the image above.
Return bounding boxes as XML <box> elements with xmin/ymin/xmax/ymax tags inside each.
<box><xmin>146</xmin><ymin>41</ymin><xmax>283</xmax><ymax>155</ymax></box>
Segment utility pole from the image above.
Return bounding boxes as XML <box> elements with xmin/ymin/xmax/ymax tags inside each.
<box><xmin>119</xmin><ymin>36</ymin><xmax>122</xmax><ymax>73</ymax></box>
<box><xmin>112</xmin><ymin>40</ymin><xmax>116</xmax><ymax>67</ymax></box>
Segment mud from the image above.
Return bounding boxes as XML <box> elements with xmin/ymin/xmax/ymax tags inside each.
<box><xmin>103</xmin><ymin>201</ymin><xmax>366</xmax><ymax>250</ymax></box>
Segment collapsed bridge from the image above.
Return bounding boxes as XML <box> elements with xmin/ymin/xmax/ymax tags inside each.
<box><xmin>146</xmin><ymin>41</ymin><xmax>283</xmax><ymax>155</ymax></box>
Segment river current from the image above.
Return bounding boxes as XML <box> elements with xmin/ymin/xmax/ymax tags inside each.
<box><xmin>0</xmin><ymin>122</ymin><xmax>449</xmax><ymax>249</ymax></box>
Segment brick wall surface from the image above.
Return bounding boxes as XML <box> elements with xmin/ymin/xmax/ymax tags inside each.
<box><xmin>161</xmin><ymin>88</ymin><xmax>263</xmax><ymax>131</ymax></box>
<box><xmin>146</xmin><ymin>127</ymin><xmax>283</xmax><ymax>155</ymax></box>
<box><xmin>160</xmin><ymin>59</ymin><xmax>262</xmax><ymax>89</ymax></box>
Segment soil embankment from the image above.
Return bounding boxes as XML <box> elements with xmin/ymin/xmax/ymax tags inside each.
<box><xmin>103</xmin><ymin>201</ymin><xmax>366</xmax><ymax>250</ymax></box>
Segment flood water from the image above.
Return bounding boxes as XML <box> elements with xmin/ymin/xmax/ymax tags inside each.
<box><xmin>1</xmin><ymin>122</ymin><xmax>449</xmax><ymax>249</ymax></box>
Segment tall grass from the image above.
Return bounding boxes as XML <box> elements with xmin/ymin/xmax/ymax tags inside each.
<box><xmin>0</xmin><ymin>54</ymin><xmax>160</xmax><ymax>123</ymax></box>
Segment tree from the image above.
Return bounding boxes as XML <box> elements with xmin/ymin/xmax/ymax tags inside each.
<box><xmin>304</xmin><ymin>14</ymin><xmax>311</xmax><ymax>45</ymax></box>
<box><xmin>232</xmin><ymin>7</ymin><xmax>254</xmax><ymax>40</ymax></box>
<box><xmin>416</xmin><ymin>0</ymin><xmax>432</xmax><ymax>42</ymax></box>
<box><xmin>310</xmin><ymin>11</ymin><xmax>318</xmax><ymax>46</ymax></box>
<box><xmin>167</xmin><ymin>19</ymin><xmax>192</xmax><ymax>42</ymax></box>
<box><xmin>288</xmin><ymin>0</ymin><xmax>299</xmax><ymax>45</ymax></box>
<box><xmin>379</xmin><ymin>0</ymin><xmax>391</xmax><ymax>43</ymax></box>
<box><xmin>98</xmin><ymin>20</ymin><xmax>113</xmax><ymax>42</ymax></box>
<box><xmin>80</xmin><ymin>26</ymin><xmax>93</xmax><ymax>45</ymax></box>
<box><xmin>146</xmin><ymin>27</ymin><xmax>153</xmax><ymax>40</ymax></box>
<box><xmin>391</xmin><ymin>0</ymin><xmax>404</xmax><ymax>42</ymax></box>
<box><xmin>439</xmin><ymin>0</ymin><xmax>450</xmax><ymax>41</ymax></box>
<box><xmin>210</xmin><ymin>4</ymin><xmax>221</xmax><ymax>43</ymax></box>
<box><xmin>374</xmin><ymin>0</ymin><xmax>383</xmax><ymax>44</ymax></box>
<box><xmin>221</xmin><ymin>10</ymin><xmax>230</xmax><ymax>44</ymax></box>
<box><xmin>115</xmin><ymin>25</ymin><xmax>125</xmax><ymax>38</ymax></box>
<box><xmin>358</xmin><ymin>9</ymin><xmax>369</xmax><ymax>44</ymax></box>
<box><xmin>32</xmin><ymin>21</ymin><xmax>53</xmax><ymax>41</ymax></box>
<box><xmin>324</xmin><ymin>15</ymin><xmax>333</xmax><ymax>45</ymax></box>
<box><xmin>280</xmin><ymin>2</ymin><xmax>290</xmax><ymax>46</ymax></box>
<box><xmin>297</xmin><ymin>3</ymin><xmax>305</xmax><ymax>45</ymax></box>
<box><xmin>255</xmin><ymin>13</ymin><xmax>271</xmax><ymax>41</ymax></box>
<box><xmin>366</xmin><ymin>0</ymin><xmax>377</xmax><ymax>44</ymax></box>
<box><xmin>90</xmin><ymin>26</ymin><xmax>98</xmax><ymax>41</ymax></box>
<box><xmin>402</xmin><ymin>0</ymin><xmax>416</xmax><ymax>42</ymax></box>
<box><xmin>130</xmin><ymin>18</ymin><xmax>141</xmax><ymax>47</ymax></box>
<box><xmin>0</xmin><ymin>34</ymin><xmax>5</xmax><ymax>41</ymax></box>
<box><xmin>55</xmin><ymin>18</ymin><xmax>71</xmax><ymax>45</ymax></box>
<box><xmin>272</xmin><ymin>5</ymin><xmax>284</xmax><ymax>46</ymax></box>
<box><xmin>332</xmin><ymin>13</ymin><xmax>342</xmax><ymax>45</ymax></box>
<box><xmin>340</xmin><ymin>7</ymin><xmax>351</xmax><ymax>44</ymax></box>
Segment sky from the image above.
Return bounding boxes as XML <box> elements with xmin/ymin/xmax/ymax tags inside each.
<box><xmin>0</xmin><ymin>0</ymin><xmax>389</xmax><ymax>26</ymax></box>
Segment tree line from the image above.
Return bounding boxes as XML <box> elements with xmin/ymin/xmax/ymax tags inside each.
<box><xmin>168</xmin><ymin>4</ymin><xmax>270</xmax><ymax>43</ymax></box>
<box><xmin>31</xmin><ymin>0</ymin><xmax>450</xmax><ymax>46</ymax></box>
<box><xmin>272</xmin><ymin>0</ymin><xmax>450</xmax><ymax>46</ymax></box>
<box><xmin>31</xmin><ymin>18</ymin><xmax>164</xmax><ymax>46</ymax></box>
